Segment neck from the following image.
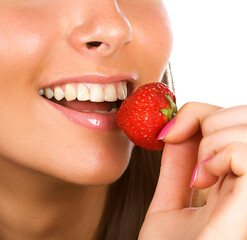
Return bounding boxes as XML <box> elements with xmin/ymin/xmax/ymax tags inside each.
<box><xmin>0</xmin><ymin>158</ymin><xmax>108</xmax><ymax>240</ymax></box>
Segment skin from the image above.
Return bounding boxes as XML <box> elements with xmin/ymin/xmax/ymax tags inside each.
<box><xmin>0</xmin><ymin>0</ymin><xmax>172</xmax><ymax>239</ymax></box>
<box><xmin>139</xmin><ymin>103</ymin><xmax>247</xmax><ymax>239</ymax></box>
<box><xmin>2</xmin><ymin>0</ymin><xmax>245</xmax><ymax>239</ymax></box>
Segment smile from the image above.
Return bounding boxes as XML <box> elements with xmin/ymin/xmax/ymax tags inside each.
<box><xmin>38</xmin><ymin>77</ymin><xmax>134</xmax><ymax>131</ymax></box>
<box><xmin>39</xmin><ymin>81</ymin><xmax>127</xmax><ymax>114</ymax></box>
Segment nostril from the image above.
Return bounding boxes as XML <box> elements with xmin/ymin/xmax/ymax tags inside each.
<box><xmin>86</xmin><ymin>41</ymin><xmax>102</xmax><ymax>48</ymax></box>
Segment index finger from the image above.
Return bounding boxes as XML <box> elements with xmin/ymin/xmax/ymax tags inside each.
<box><xmin>162</xmin><ymin>102</ymin><xmax>221</xmax><ymax>143</ymax></box>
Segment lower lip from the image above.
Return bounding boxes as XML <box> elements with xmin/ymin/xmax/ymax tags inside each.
<box><xmin>42</xmin><ymin>97</ymin><xmax>120</xmax><ymax>131</ymax></box>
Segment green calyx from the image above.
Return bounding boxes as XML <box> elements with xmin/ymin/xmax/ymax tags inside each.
<box><xmin>159</xmin><ymin>94</ymin><xmax>177</xmax><ymax>121</ymax></box>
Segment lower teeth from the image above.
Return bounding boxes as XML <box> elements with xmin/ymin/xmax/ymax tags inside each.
<box><xmin>80</xmin><ymin>107</ymin><xmax>118</xmax><ymax>114</ymax></box>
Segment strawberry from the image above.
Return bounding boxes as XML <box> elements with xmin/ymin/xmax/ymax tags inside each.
<box><xmin>117</xmin><ymin>82</ymin><xmax>177</xmax><ymax>151</ymax></box>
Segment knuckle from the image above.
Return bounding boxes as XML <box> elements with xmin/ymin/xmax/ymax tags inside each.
<box><xmin>179</xmin><ymin>102</ymin><xmax>206</xmax><ymax>122</ymax></box>
<box><xmin>224</xmin><ymin>142</ymin><xmax>247</xmax><ymax>176</ymax></box>
<box><xmin>199</xmin><ymin>136</ymin><xmax>207</xmax><ymax>150</ymax></box>
<box><xmin>180</xmin><ymin>101</ymin><xmax>198</xmax><ymax>113</ymax></box>
<box><xmin>198</xmin><ymin>136</ymin><xmax>211</xmax><ymax>159</ymax></box>
<box><xmin>201</xmin><ymin>113</ymin><xmax>216</xmax><ymax>136</ymax></box>
<box><xmin>225</xmin><ymin>143</ymin><xmax>237</xmax><ymax>158</ymax></box>
<box><xmin>181</xmin><ymin>101</ymin><xmax>208</xmax><ymax>111</ymax></box>
<box><xmin>225</xmin><ymin>142</ymin><xmax>244</xmax><ymax>158</ymax></box>
<box><xmin>200</xmin><ymin>108</ymin><xmax>224</xmax><ymax>136</ymax></box>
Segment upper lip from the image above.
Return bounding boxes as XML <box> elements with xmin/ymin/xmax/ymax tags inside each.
<box><xmin>39</xmin><ymin>73</ymin><xmax>138</xmax><ymax>89</ymax></box>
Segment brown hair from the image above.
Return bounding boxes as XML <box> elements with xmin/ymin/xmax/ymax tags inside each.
<box><xmin>94</xmin><ymin>64</ymin><xmax>173</xmax><ymax>240</ymax></box>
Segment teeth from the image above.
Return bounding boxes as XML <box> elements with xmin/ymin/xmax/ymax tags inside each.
<box><xmin>64</xmin><ymin>84</ymin><xmax>77</xmax><ymax>101</ymax></box>
<box><xmin>117</xmin><ymin>83</ymin><xmax>127</xmax><ymax>100</ymax></box>
<box><xmin>104</xmin><ymin>84</ymin><xmax>117</xmax><ymax>102</ymax></box>
<box><xmin>77</xmin><ymin>83</ymin><xmax>90</xmax><ymax>101</ymax></box>
<box><xmin>44</xmin><ymin>88</ymin><xmax>53</xmax><ymax>99</ymax></box>
<box><xmin>54</xmin><ymin>86</ymin><xmax>64</xmax><ymax>101</ymax></box>
<box><xmin>81</xmin><ymin>107</ymin><xmax>118</xmax><ymax>114</ymax></box>
<box><xmin>41</xmin><ymin>82</ymin><xmax>128</xmax><ymax>102</ymax></box>
<box><xmin>39</xmin><ymin>89</ymin><xmax>44</xmax><ymax>96</ymax></box>
<box><xmin>89</xmin><ymin>84</ymin><xmax>104</xmax><ymax>102</ymax></box>
<box><xmin>98</xmin><ymin>110</ymin><xmax>110</xmax><ymax>114</ymax></box>
<box><xmin>109</xmin><ymin>107</ymin><xmax>118</xmax><ymax>113</ymax></box>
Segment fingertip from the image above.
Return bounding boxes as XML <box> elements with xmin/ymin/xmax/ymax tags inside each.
<box><xmin>193</xmin><ymin>163</ymin><xmax>218</xmax><ymax>189</ymax></box>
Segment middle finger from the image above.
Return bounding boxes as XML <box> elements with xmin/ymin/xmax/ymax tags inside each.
<box><xmin>201</xmin><ymin>105</ymin><xmax>247</xmax><ymax>137</ymax></box>
<box><xmin>199</xmin><ymin>124</ymin><xmax>247</xmax><ymax>162</ymax></box>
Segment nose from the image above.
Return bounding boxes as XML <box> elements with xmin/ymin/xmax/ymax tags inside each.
<box><xmin>67</xmin><ymin>1</ymin><xmax>132</xmax><ymax>57</ymax></box>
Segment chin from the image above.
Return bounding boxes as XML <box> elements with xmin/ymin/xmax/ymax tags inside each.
<box><xmin>0</xmin><ymin>112</ymin><xmax>135</xmax><ymax>186</ymax></box>
<box><xmin>37</xmin><ymin>134</ymin><xmax>135</xmax><ymax>186</ymax></box>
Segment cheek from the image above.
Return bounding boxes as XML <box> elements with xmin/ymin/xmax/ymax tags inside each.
<box><xmin>0</xmin><ymin>5</ymin><xmax>53</xmax><ymax>160</ymax></box>
<box><xmin>0</xmin><ymin>8</ymin><xmax>40</xmax><ymax>60</ymax></box>
<box><xmin>0</xmin><ymin>5</ymin><xmax>57</xmax><ymax>93</ymax></box>
<box><xmin>0</xmin><ymin>6</ymin><xmax>49</xmax><ymax>148</ymax></box>
<box><xmin>0</xmin><ymin>5</ymin><xmax>58</xmax><ymax>145</ymax></box>
<box><xmin>125</xmin><ymin>3</ymin><xmax>173</xmax><ymax>85</ymax></box>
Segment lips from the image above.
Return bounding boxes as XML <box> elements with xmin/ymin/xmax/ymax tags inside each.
<box><xmin>42</xmin><ymin>97</ymin><xmax>120</xmax><ymax>130</ymax></box>
<box><xmin>38</xmin><ymin>74</ymin><xmax>136</xmax><ymax>130</ymax></box>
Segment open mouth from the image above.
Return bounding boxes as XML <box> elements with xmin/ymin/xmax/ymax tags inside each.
<box><xmin>47</xmin><ymin>98</ymin><xmax>123</xmax><ymax>114</ymax></box>
<box><xmin>39</xmin><ymin>82</ymin><xmax>130</xmax><ymax>114</ymax></box>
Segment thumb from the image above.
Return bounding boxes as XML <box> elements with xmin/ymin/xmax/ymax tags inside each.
<box><xmin>146</xmin><ymin>132</ymin><xmax>201</xmax><ymax>216</ymax></box>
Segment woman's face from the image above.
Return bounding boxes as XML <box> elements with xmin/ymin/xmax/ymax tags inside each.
<box><xmin>0</xmin><ymin>0</ymin><xmax>172</xmax><ymax>185</ymax></box>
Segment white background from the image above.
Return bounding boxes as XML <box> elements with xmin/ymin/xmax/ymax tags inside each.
<box><xmin>164</xmin><ymin>1</ymin><xmax>247</xmax><ymax>109</ymax></box>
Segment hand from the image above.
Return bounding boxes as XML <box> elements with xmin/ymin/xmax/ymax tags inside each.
<box><xmin>138</xmin><ymin>102</ymin><xmax>247</xmax><ymax>240</ymax></box>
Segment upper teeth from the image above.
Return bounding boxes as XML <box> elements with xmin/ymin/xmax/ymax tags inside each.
<box><xmin>40</xmin><ymin>82</ymin><xmax>127</xmax><ymax>102</ymax></box>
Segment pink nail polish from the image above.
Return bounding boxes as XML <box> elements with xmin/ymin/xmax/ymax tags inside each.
<box><xmin>201</xmin><ymin>156</ymin><xmax>214</xmax><ymax>164</ymax></box>
<box><xmin>190</xmin><ymin>164</ymin><xmax>198</xmax><ymax>188</ymax></box>
<box><xmin>157</xmin><ymin>118</ymin><xmax>175</xmax><ymax>140</ymax></box>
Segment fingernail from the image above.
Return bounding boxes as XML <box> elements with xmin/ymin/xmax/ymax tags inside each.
<box><xmin>201</xmin><ymin>156</ymin><xmax>214</xmax><ymax>164</ymax></box>
<box><xmin>157</xmin><ymin>118</ymin><xmax>175</xmax><ymax>140</ymax></box>
<box><xmin>190</xmin><ymin>164</ymin><xmax>198</xmax><ymax>188</ymax></box>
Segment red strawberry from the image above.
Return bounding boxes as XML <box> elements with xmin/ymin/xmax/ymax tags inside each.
<box><xmin>117</xmin><ymin>82</ymin><xmax>177</xmax><ymax>151</ymax></box>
